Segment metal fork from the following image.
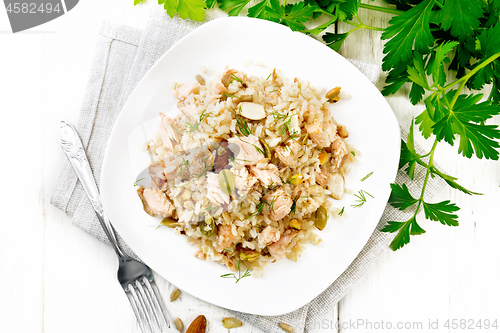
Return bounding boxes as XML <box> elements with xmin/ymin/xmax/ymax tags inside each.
<box><xmin>59</xmin><ymin>120</ymin><xmax>172</xmax><ymax>333</ymax></box>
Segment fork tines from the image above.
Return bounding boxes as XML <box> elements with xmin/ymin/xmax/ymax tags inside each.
<box><xmin>125</xmin><ymin>277</ymin><xmax>170</xmax><ymax>333</ymax></box>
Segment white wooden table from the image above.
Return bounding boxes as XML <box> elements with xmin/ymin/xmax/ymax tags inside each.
<box><xmin>1</xmin><ymin>1</ymin><xmax>499</xmax><ymax>332</ymax></box>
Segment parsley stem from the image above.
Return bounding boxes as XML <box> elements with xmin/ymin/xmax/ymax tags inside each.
<box><xmin>442</xmin><ymin>52</ymin><xmax>500</xmax><ymax>91</ymax></box>
<box><xmin>433</xmin><ymin>1</ymin><xmax>443</xmax><ymax>9</ymax></box>
<box><xmin>413</xmin><ymin>138</ymin><xmax>438</xmax><ymax>218</ymax></box>
<box><xmin>358</xmin><ymin>3</ymin><xmax>403</xmax><ymax>15</ymax></box>
<box><xmin>343</xmin><ymin>20</ymin><xmax>385</xmax><ymax>32</ymax></box>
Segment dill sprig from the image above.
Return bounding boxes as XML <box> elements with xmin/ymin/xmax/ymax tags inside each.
<box><xmin>229</xmin><ymin>73</ymin><xmax>243</xmax><ymax>84</ymax></box>
<box><xmin>220</xmin><ymin>260</ymin><xmax>251</xmax><ymax>283</ymax></box>
<box><xmin>360</xmin><ymin>171</ymin><xmax>374</xmax><ymax>182</ymax></box>
<box><xmin>174</xmin><ymin>109</ymin><xmax>212</xmax><ymax>133</ymax></box>
<box><xmin>338</xmin><ymin>206</ymin><xmax>345</xmax><ymax>216</ymax></box>
<box><xmin>351</xmin><ymin>190</ymin><xmax>374</xmax><ymax>208</ymax></box>
<box><xmin>176</xmin><ymin>161</ymin><xmax>212</xmax><ymax>188</ymax></box>
<box><xmin>222</xmin><ymin>92</ymin><xmax>239</xmax><ymax>99</ymax></box>
<box><xmin>290</xmin><ymin>198</ymin><xmax>298</xmax><ymax>218</ymax></box>
<box><xmin>272</xmin><ymin>111</ymin><xmax>297</xmax><ymax>137</ymax></box>
<box><xmin>180</xmin><ymin>157</ymin><xmax>189</xmax><ymax>172</ymax></box>
<box><xmin>232</xmin><ymin>107</ymin><xmax>252</xmax><ymax>136</ymax></box>
<box><xmin>133</xmin><ymin>178</ymin><xmax>145</xmax><ymax>186</ymax></box>
<box><xmin>244</xmin><ymin>201</ymin><xmax>266</xmax><ymax>221</ymax></box>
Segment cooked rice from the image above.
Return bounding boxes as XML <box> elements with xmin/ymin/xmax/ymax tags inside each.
<box><xmin>140</xmin><ymin>67</ymin><xmax>354</xmax><ymax>275</ymax></box>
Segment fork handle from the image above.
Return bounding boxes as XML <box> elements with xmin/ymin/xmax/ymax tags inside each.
<box><xmin>59</xmin><ymin>121</ymin><xmax>128</xmax><ymax>260</ymax></box>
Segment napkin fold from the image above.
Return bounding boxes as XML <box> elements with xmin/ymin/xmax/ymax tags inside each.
<box><xmin>51</xmin><ymin>6</ymin><xmax>444</xmax><ymax>333</ymax></box>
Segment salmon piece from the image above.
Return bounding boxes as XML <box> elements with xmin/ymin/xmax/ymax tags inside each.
<box><xmin>250</xmin><ymin>161</ymin><xmax>282</xmax><ymax>188</ymax></box>
<box><xmin>231</xmin><ymin>167</ymin><xmax>258</xmax><ymax>196</ymax></box>
<box><xmin>158</xmin><ymin>114</ymin><xmax>182</xmax><ymax>150</ymax></box>
<box><xmin>218</xmin><ymin>224</ymin><xmax>240</xmax><ymax>250</ymax></box>
<box><xmin>316</xmin><ymin>167</ymin><xmax>329</xmax><ymax>187</ymax></box>
<box><xmin>148</xmin><ymin>162</ymin><xmax>166</xmax><ymax>190</ymax></box>
<box><xmin>263</xmin><ymin>189</ymin><xmax>293</xmax><ymax>221</ymax></box>
<box><xmin>228</xmin><ymin>134</ymin><xmax>265</xmax><ymax>166</ymax></box>
<box><xmin>267</xmin><ymin>229</ymin><xmax>298</xmax><ymax>260</ymax></box>
<box><xmin>172</xmin><ymin>82</ymin><xmax>200</xmax><ymax>101</ymax></box>
<box><xmin>322</xmin><ymin>119</ymin><xmax>339</xmax><ymax>144</ymax></box>
<box><xmin>212</xmin><ymin>81</ymin><xmax>226</xmax><ymax>95</ymax></box>
<box><xmin>163</xmin><ymin>154</ymin><xmax>184</xmax><ymax>179</ymax></box>
<box><xmin>206</xmin><ymin>172</ymin><xmax>230</xmax><ymax>206</ymax></box>
<box><xmin>137</xmin><ymin>187</ymin><xmax>175</xmax><ymax>218</ymax></box>
<box><xmin>275</xmin><ymin>140</ymin><xmax>301</xmax><ymax>166</ymax></box>
<box><xmin>331</xmin><ymin>138</ymin><xmax>347</xmax><ymax>168</ymax></box>
<box><xmin>305</xmin><ymin>120</ymin><xmax>330</xmax><ymax>148</ymax></box>
<box><xmin>186</xmin><ymin>147</ymin><xmax>209</xmax><ymax>176</ymax></box>
<box><xmin>258</xmin><ymin>226</ymin><xmax>280</xmax><ymax>246</ymax></box>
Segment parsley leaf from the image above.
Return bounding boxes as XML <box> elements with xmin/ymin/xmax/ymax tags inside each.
<box><xmin>248</xmin><ymin>0</ymin><xmax>274</xmax><ymax>20</ymax></box>
<box><xmin>217</xmin><ymin>0</ymin><xmax>252</xmax><ymax>16</ymax></box>
<box><xmin>422</xmin><ymin>200</ymin><xmax>459</xmax><ymax>226</ymax></box>
<box><xmin>399</xmin><ymin>121</ymin><xmax>420</xmax><ymax>179</ymax></box>
<box><xmin>160</xmin><ymin>0</ymin><xmax>206</xmax><ymax>21</ymax></box>
<box><xmin>323</xmin><ymin>32</ymin><xmax>348</xmax><ymax>52</ymax></box>
<box><xmin>134</xmin><ymin>0</ymin><xmax>146</xmax><ymax>5</ymax></box>
<box><xmin>381</xmin><ymin>0</ymin><xmax>435</xmax><ymax>72</ymax></box>
<box><xmin>427</xmin><ymin>41</ymin><xmax>459</xmax><ymax>87</ymax></box>
<box><xmin>205</xmin><ymin>0</ymin><xmax>217</xmax><ymax>9</ymax></box>
<box><xmin>381</xmin><ymin>216</ymin><xmax>426</xmax><ymax>251</ymax></box>
<box><xmin>432</xmin><ymin>93</ymin><xmax>500</xmax><ymax>159</ymax></box>
<box><xmin>265</xmin><ymin>0</ymin><xmax>317</xmax><ymax>31</ymax></box>
<box><xmin>438</xmin><ymin>0</ymin><xmax>485</xmax><ymax>41</ymax></box>
<box><xmin>388</xmin><ymin>183</ymin><xmax>418</xmax><ymax>210</ymax></box>
<box><xmin>468</xmin><ymin>23</ymin><xmax>500</xmax><ymax>96</ymax></box>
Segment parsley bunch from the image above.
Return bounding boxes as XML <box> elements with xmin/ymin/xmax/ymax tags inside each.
<box><xmin>137</xmin><ymin>0</ymin><xmax>500</xmax><ymax>250</ymax></box>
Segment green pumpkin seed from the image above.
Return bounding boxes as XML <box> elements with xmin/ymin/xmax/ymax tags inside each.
<box><xmin>161</xmin><ymin>217</ymin><xmax>181</xmax><ymax>228</ymax></box>
<box><xmin>200</xmin><ymin>215</ymin><xmax>217</xmax><ymax>237</ymax></box>
<box><xmin>315</xmin><ymin>206</ymin><xmax>328</xmax><ymax>231</ymax></box>
<box><xmin>218</xmin><ymin>169</ymin><xmax>235</xmax><ymax>195</ymax></box>
<box><xmin>259</xmin><ymin>138</ymin><xmax>271</xmax><ymax>159</ymax></box>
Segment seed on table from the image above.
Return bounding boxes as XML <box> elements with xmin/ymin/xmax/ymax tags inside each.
<box><xmin>174</xmin><ymin>317</ymin><xmax>184</xmax><ymax>332</ymax></box>
<box><xmin>170</xmin><ymin>288</ymin><xmax>181</xmax><ymax>302</ymax></box>
<box><xmin>222</xmin><ymin>317</ymin><xmax>243</xmax><ymax>329</ymax></box>
<box><xmin>279</xmin><ymin>322</ymin><xmax>293</xmax><ymax>332</ymax></box>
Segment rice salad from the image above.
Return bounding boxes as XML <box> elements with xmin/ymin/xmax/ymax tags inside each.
<box><xmin>137</xmin><ymin>67</ymin><xmax>355</xmax><ymax>275</ymax></box>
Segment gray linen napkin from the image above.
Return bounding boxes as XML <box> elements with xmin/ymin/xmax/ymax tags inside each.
<box><xmin>51</xmin><ymin>6</ymin><xmax>444</xmax><ymax>333</ymax></box>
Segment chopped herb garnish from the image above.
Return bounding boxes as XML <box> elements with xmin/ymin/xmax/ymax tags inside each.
<box><xmin>176</xmin><ymin>163</ymin><xmax>212</xmax><ymax>188</ymax></box>
<box><xmin>229</xmin><ymin>73</ymin><xmax>243</xmax><ymax>84</ymax></box>
<box><xmin>351</xmin><ymin>151</ymin><xmax>355</xmax><ymax>157</ymax></box>
<box><xmin>220</xmin><ymin>260</ymin><xmax>251</xmax><ymax>283</ymax></box>
<box><xmin>180</xmin><ymin>157</ymin><xmax>189</xmax><ymax>172</ymax></box>
<box><xmin>223</xmin><ymin>248</ymin><xmax>232</xmax><ymax>253</ymax></box>
<box><xmin>272</xmin><ymin>111</ymin><xmax>297</xmax><ymax>137</ymax></box>
<box><xmin>134</xmin><ymin>178</ymin><xmax>145</xmax><ymax>186</ymax></box>
<box><xmin>360</xmin><ymin>172</ymin><xmax>374</xmax><ymax>182</ymax></box>
<box><xmin>222</xmin><ymin>92</ymin><xmax>239</xmax><ymax>99</ymax></box>
<box><xmin>265</xmin><ymin>73</ymin><xmax>271</xmax><ymax>81</ymax></box>
<box><xmin>244</xmin><ymin>201</ymin><xmax>266</xmax><ymax>221</ymax></box>
<box><xmin>338</xmin><ymin>206</ymin><xmax>345</xmax><ymax>216</ymax></box>
<box><xmin>173</xmin><ymin>109</ymin><xmax>212</xmax><ymax>133</ymax></box>
<box><xmin>351</xmin><ymin>190</ymin><xmax>374</xmax><ymax>208</ymax></box>
<box><xmin>290</xmin><ymin>199</ymin><xmax>298</xmax><ymax>218</ymax></box>
<box><xmin>233</xmin><ymin>107</ymin><xmax>253</xmax><ymax>136</ymax></box>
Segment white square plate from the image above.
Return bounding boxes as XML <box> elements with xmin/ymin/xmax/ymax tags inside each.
<box><xmin>100</xmin><ymin>17</ymin><xmax>400</xmax><ymax>316</ymax></box>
